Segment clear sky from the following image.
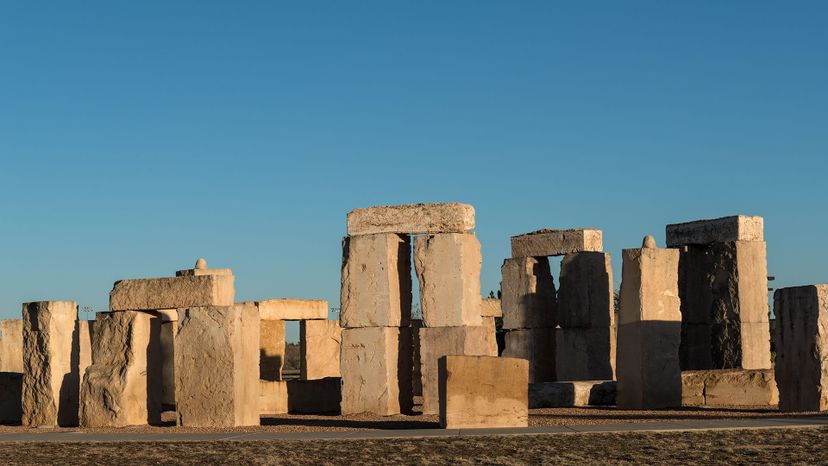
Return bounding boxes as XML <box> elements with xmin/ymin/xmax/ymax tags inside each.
<box><xmin>1</xmin><ymin>2</ymin><xmax>826</xmax><ymax>342</ymax></box>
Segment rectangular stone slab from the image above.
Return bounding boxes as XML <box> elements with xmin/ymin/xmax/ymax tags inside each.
<box><xmin>287</xmin><ymin>378</ymin><xmax>342</xmax><ymax>414</ymax></box>
<box><xmin>438</xmin><ymin>355</ymin><xmax>528</xmax><ymax>429</ymax></box>
<box><xmin>259</xmin><ymin>380</ymin><xmax>288</xmax><ymax>415</ymax></box>
<box><xmin>503</xmin><ymin>328</ymin><xmax>556</xmax><ymax>383</ymax></box>
<box><xmin>619</xmin><ymin>248</ymin><xmax>681</xmax><ymax>326</ymax></box>
<box><xmin>260</xmin><ymin>319</ymin><xmax>286</xmax><ymax>381</ymax></box>
<box><xmin>511</xmin><ymin>229</ymin><xmax>602</xmax><ymax>257</ymax></box>
<box><xmin>529</xmin><ymin>381</ymin><xmax>616</xmax><ymax>408</ymax></box>
<box><xmin>681</xmin><ymin>369</ymin><xmax>778</xmax><ymax>407</ymax></box>
<box><xmin>257</xmin><ymin>299</ymin><xmax>328</xmax><ymax>321</ymax></box>
<box><xmin>666</xmin><ymin>215</ymin><xmax>764</xmax><ymax>247</ymax></box>
<box><xmin>300</xmin><ymin>320</ymin><xmax>341</xmax><ymax>380</ymax></box>
<box><xmin>501</xmin><ymin>257</ymin><xmax>556</xmax><ymax>329</ymax></box>
<box><xmin>555</xmin><ymin>327</ymin><xmax>615</xmax><ymax>381</ymax></box>
<box><xmin>175</xmin><ymin>268</ymin><xmax>233</xmax><ymax>277</ymax></box>
<box><xmin>347</xmin><ymin>203</ymin><xmax>475</xmax><ymax>236</ymax></box>
<box><xmin>557</xmin><ymin>252</ymin><xmax>614</xmax><ymax>328</ymax></box>
<box><xmin>616</xmin><ymin>321</ymin><xmax>682</xmax><ymax>409</ymax></box>
<box><xmin>109</xmin><ymin>275</ymin><xmax>234</xmax><ymax>311</ymax></box>
<box><xmin>0</xmin><ymin>319</ymin><xmax>23</xmax><ymax>373</ymax></box>
<box><xmin>481</xmin><ymin>298</ymin><xmax>502</xmax><ymax>317</ymax></box>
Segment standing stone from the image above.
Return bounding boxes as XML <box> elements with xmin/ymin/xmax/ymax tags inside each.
<box><xmin>616</xmin><ymin>247</ymin><xmax>682</xmax><ymax>409</ymax></box>
<box><xmin>557</xmin><ymin>252</ymin><xmax>614</xmax><ymax>328</ymax></box>
<box><xmin>300</xmin><ymin>320</ymin><xmax>341</xmax><ymax>380</ymax></box>
<box><xmin>511</xmin><ymin>229</ymin><xmax>603</xmax><ymax>258</ymax></box>
<box><xmin>340</xmin><ymin>327</ymin><xmax>412</xmax><ymax>415</ymax></box>
<box><xmin>77</xmin><ymin>320</ymin><xmax>94</xmax><ymax>391</ymax></box>
<box><xmin>412</xmin><ymin>319</ymin><xmax>424</xmax><ymax>397</ymax></box>
<box><xmin>418</xmin><ymin>326</ymin><xmax>497</xmax><ymax>414</ymax></box>
<box><xmin>287</xmin><ymin>378</ymin><xmax>342</xmax><ymax>413</ymax></box>
<box><xmin>347</xmin><ymin>203</ymin><xmax>475</xmax><ymax>236</ymax></box>
<box><xmin>340</xmin><ymin>233</ymin><xmax>412</xmax><ymax>328</ymax></box>
<box><xmin>80</xmin><ymin>311</ymin><xmax>162</xmax><ymax>427</ymax></box>
<box><xmin>260</xmin><ymin>319</ymin><xmax>286</xmax><ymax>381</ymax></box>
<box><xmin>259</xmin><ymin>380</ymin><xmax>288</xmax><ymax>415</ymax></box>
<box><xmin>414</xmin><ymin>233</ymin><xmax>482</xmax><ymax>327</ymax></box>
<box><xmin>501</xmin><ymin>257</ymin><xmax>556</xmax><ymax>329</ymax></box>
<box><xmin>774</xmin><ymin>285</ymin><xmax>828</xmax><ymax>412</ymax></box>
<box><xmin>22</xmin><ymin>301</ymin><xmax>79</xmax><ymax>427</ymax></box>
<box><xmin>555</xmin><ymin>327</ymin><xmax>615</xmax><ymax>381</ymax></box>
<box><xmin>109</xmin><ymin>275</ymin><xmax>235</xmax><ymax>311</ymax></box>
<box><xmin>503</xmin><ymin>328</ymin><xmax>555</xmax><ymax>383</ymax></box>
<box><xmin>175</xmin><ymin>305</ymin><xmax>260</xmax><ymax>427</ymax></box>
<box><xmin>159</xmin><ymin>319</ymin><xmax>176</xmax><ymax>408</ymax></box>
<box><xmin>0</xmin><ymin>319</ymin><xmax>23</xmax><ymax>373</ymax></box>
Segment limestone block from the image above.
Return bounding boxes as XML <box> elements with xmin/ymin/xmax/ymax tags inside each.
<box><xmin>300</xmin><ymin>320</ymin><xmax>341</xmax><ymax>380</ymax></box>
<box><xmin>511</xmin><ymin>229</ymin><xmax>602</xmax><ymax>258</ymax></box>
<box><xmin>80</xmin><ymin>311</ymin><xmax>162</xmax><ymax>427</ymax></box>
<box><xmin>529</xmin><ymin>381</ymin><xmax>616</xmax><ymax>408</ymax></box>
<box><xmin>414</xmin><ymin>233</ymin><xmax>482</xmax><ymax>327</ymax></box>
<box><xmin>77</xmin><ymin>321</ymin><xmax>93</xmax><ymax>386</ymax></box>
<box><xmin>774</xmin><ymin>285</ymin><xmax>828</xmax><ymax>412</ymax></box>
<box><xmin>616</xmin><ymin>322</ymin><xmax>682</xmax><ymax>409</ymax></box>
<box><xmin>555</xmin><ymin>327</ymin><xmax>615</xmax><ymax>381</ymax></box>
<box><xmin>419</xmin><ymin>326</ymin><xmax>497</xmax><ymax>415</ymax></box>
<box><xmin>503</xmin><ymin>328</ymin><xmax>555</xmax><ymax>383</ymax></box>
<box><xmin>347</xmin><ymin>203</ymin><xmax>475</xmax><ymax>236</ymax></box>
<box><xmin>0</xmin><ymin>373</ymin><xmax>22</xmax><ymax>423</ymax></box>
<box><xmin>501</xmin><ymin>257</ymin><xmax>556</xmax><ymax>329</ymax></box>
<box><xmin>619</xmin><ymin>248</ymin><xmax>680</xmax><ymax>326</ymax></box>
<box><xmin>481</xmin><ymin>298</ymin><xmax>502</xmax><ymax>317</ymax></box>
<box><xmin>438</xmin><ymin>355</ymin><xmax>528</xmax><ymax>429</ymax></box>
<box><xmin>260</xmin><ymin>319</ymin><xmax>286</xmax><ymax>381</ymax></box>
<box><xmin>175</xmin><ymin>305</ymin><xmax>260</xmax><ymax>427</ymax></box>
<box><xmin>666</xmin><ymin>215</ymin><xmax>763</xmax><ymax>247</ymax></box>
<box><xmin>681</xmin><ymin>369</ymin><xmax>778</xmax><ymax>407</ymax></box>
<box><xmin>340</xmin><ymin>234</ymin><xmax>412</xmax><ymax>328</ymax></box>
<box><xmin>680</xmin><ymin>371</ymin><xmax>707</xmax><ymax>406</ymax></box>
<box><xmin>257</xmin><ymin>299</ymin><xmax>328</xmax><ymax>321</ymax></box>
<box><xmin>160</xmin><ymin>320</ymin><xmax>175</xmax><ymax>408</ymax></box>
<box><xmin>22</xmin><ymin>301</ymin><xmax>79</xmax><ymax>427</ymax></box>
<box><xmin>175</xmin><ymin>268</ymin><xmax>233</xmax><ymax>277</ymax></box>
<box><xmin>557</xmin><ymin>252</ymin><xmax>614</xmax><ymax>328</ymax></box>
<box><xmin>739</xmin><ymin>322</ymin><xmax>772</xmax><ymax>370</ymax></box>
<box><xmin>412</xmin><ymin>319</ymin><xmax>423</xmax><ymax>396</ymax></box>
<box><xmin>481</xmin><ymin>317</ymin><xmax>498</xmax><ymax>355</ymax></box>
<box><xmin>0</xmin><ymin>320</ymin><xmax>23</xmax><ymax>373</ymax></box>
<box><xmin>287</xmin><ymin>378</ymin><xmax>342</xmax><ymax>413</ymax></box>
<box><xmin>259</xmin><ymin>380</ymin><xmax>288</xmax><ymax>415</ymax></box>
<box><xmin>340</xmin><ymin>327</ymin><xmax>412</xmax><ymax>416</ymax></box>
<box><xmin>109</xmin><ymin>275</ymin><xmax>235</xmax><ymax>311</ymax></box>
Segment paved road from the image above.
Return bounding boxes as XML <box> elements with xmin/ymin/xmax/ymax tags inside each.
<box><xmin>0</xmin><ymin>416</ymin><xmax>826</xmax><ymax>443</ymax></box>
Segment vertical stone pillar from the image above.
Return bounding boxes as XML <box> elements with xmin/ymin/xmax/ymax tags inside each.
<box><xmin>616</xmin><ymin>241</ymin><xmax>682</xmax><ymax>409</ymax></box>
<box><xmin>502</xmin><ymin>328</ymin><xmax>556</xmax><ymax>383</ymax></box>
<box><xmin>158</xmin><ymin>313</ymin><xmax>176</xmax><ymax>409</ymax></box>
<box><xmin>774</xmin><ymin>284</ymin><xmax>828</xmax><ymax>412</ymax></box>
<box><xmin>22</xmin><ymin>301</ymin><xmax>79</xmax><ymax>427</ymax></box>
<box><xmin>0</xmin><ymin>320</ymin><xmax>23</xmax><ymax>373</ymax></box>
<box><xmin>300</xmin><ymin>320</ymin><xmax>341</xmax><ymax>380</ymax></box>
<box><xmin>501</xmin><ymin>257</ymin><xmax>556</xmax><ymax>330</ymax></box>
<box><xmin>260</xmin><ymin>319</ymin><xmax>286</xmax><ymax>381</ymax></box>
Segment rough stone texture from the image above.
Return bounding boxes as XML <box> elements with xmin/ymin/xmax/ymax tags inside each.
<box><xmin>22</xmin><ymin>301</ymin><xmax>79</xmax><ymax>427</ymax></box>
<box><xmin>529</xmin><ymin>381</ymin><xmax>616</xmax><ymax>408</ymax></box>
<box><xmin>501</xmin><ymin>257</ymin><xmax>556</xmax><ymax>329</ymax></box>
<box><xmin>0</xmin><ymin>320</ymin><xmax>23</xmax><ymax>373</ymax></box>
<box><xmin>774</xmin><ymin>285</ymin><xmax>828</xmax><ymax>412</ymax></box>
<box><xmin>347</xmin><ymin>203</ymin><xmax>475</xmax><ymax>236</ymax></box>
<box><xmin>0</xmin><ymin>372</ymin><xmax>22</xmax><ymax>423</ymax></box>
<box><xmin>414</xmin><ymin>233</ymin><xmax>482</xmax><ymax>327</ymax></box>
<box><xmin>438</xmin><ymin>355</ymin><xmax>528</xmax><ymax>429</ymax></box>
<box><xmin>109</xmin><ymin>275</ymin><xmax>235</xmax><ymax>311</ymax></box>
<box><xmin>619</xmin><ymin>248</ymin><xmax>681</xmax><ymax>326</ymax></box>
<box><xmin>175</xmin><ymin>305</ymin><xmax>260</xmax><ymax>427</ymax></box>
<box><xmin>681</xmin><ymin>369</ymin><xmax>778</xmax><ymax>407</ymax></box>
<box><xmin>287</xmin><ymin>378</ymin><xmax>342</xmax><ymax>414</ymax></box>
<box><xmin>511</xmin><ymin>229</ymin><xmax>603</xmax><ymax>258</ymax></box>
<box><xmin>257</xmin><ymin>299</ymin><xmax>328</xmax><ymax>321</ymax></box>
<box><xmin>412</xmin><ymin>319</ymin><xmax>423</xmax><ymax>396</ymax></box>
<box><xmin>340</xmin><ymin>234</ymin><xmax>412</xmax><ymax>328</ymax></box>
<box><xmin>418</xmin><ymin>326</ymin><xmax>497</xmax><ymax>415</ymax></box>
<box><xmin>260</xmin><ymin>319</ymin><xmax>286</xmax><ymax>381</ymax></box>
<box><xmin>666</xmin><ymin>215</ymin><xmax>764</xmax><ymax>247</ymax></box>
<box><xmin>175</xmin><ymin>268</ymin><xmax>233</xmax><ymax>277</ymax></box>
<box><xmin>300</xmin><ymin>320</ymin><xmax>341</xmax><ymax>380</ymax></box>
<box><xmin>555</xmin><ymin>327</ymin><xmax>615</xmax><ymax>381</ymax></box>
<box><xmin>481</xmin><ymin>298</ymin><xmax>502</xmax><ymax>317</ymax></box>
<box><xmin>502</xmin><ymin>328</ymin><xmax>555</xmax><ymax>383</ymax></box>
<box><xmin>481</xmin><ymin>317</ymin><xmax>498</xmax><ymax>355</ymax></box>
<box><xmin>340</xmin><ymin>327</ymin><xmax>412</xmax><ymax>416</ymax></box>
<box><xmin>259</xmin><ymin>380</ymin><xmax>288</xmax><ymax>415</ymax></box>
<box><xmin>80</xmin><ymin>311</ymin><xmax>162</xmax><ymax>427</ymax></box>
<box><xmin>160</xmin><ymin>320</ymin><xmax>175</xmax><ymax>408</ymax></box>
<box><xmin>557</xmin><ymin>252</ymin><xmax>614</xmax><ymax>328</ymax></box>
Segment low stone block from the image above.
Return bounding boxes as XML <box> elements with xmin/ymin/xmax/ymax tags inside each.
<box><xmin>557</xmin><ymin>252</ymin><xmax>614</xmax><ymax>328</ymax></box>
<box><xmin>555</xmin><ymin>327</ymin><xmax>615</xmax><ymax>381</ymax></box>
<box><xmin>503</xmin><ymin>328</ymin><xmax>555</xmax><ymax>383</ymax></box>
<box><xmin>287</xmin><ymin>378</ymin><xmax>342</xmax><ymax>414</ymax></box>
<box><xmin>666</xmin><ymin>215</ymin><xmax>764</xmax><ymax>247</ymax></box>
<box><xmin>529</xmin><ymin>381</ymin><xmax>616</xmax><ymax>408</ymax></box>
<box><xmin>257</xmin><ymin>299</ymin><xmax>328</xmax><ymax>321</ymax></box>
<box><xmin>0</xmin><ymin>373</ymin><xmax>22</xmax><ymax>423</ymax></box>
<box><xmin>501</xmin><ymin>257</ymin><xmax>556</xmax><ymax>329</ymax></box>
<box><xmin>414</xmin><ymin>233</ymin><xmax>482</xmax><ymax>327</ymax></box>
<box><xmin>347</xmin><ymin>203</ymin><xmax>475</xmax><ymax>236</ymax></box>
<box><xmin>260</xmin><ymin>319</ymin><xmax>286</xmax><ymax>381</ymax></box>
<box><xmin>0</xmin><ymin>320</ymin><xmax>23</xmax><ymax>373</ymax></box>
<box><xmin>680</xmin><ymin>370</ymin><xmax>707</xmax><ymax>406</ymax></box>
<box><xmin>259</xmin><ymin>380</ymin><xmax>288</xmax><ymax>415</ymax></box>
<box><xmin>300</xmin><ymin>320</ymin><xmax>341</xmax><ymax>380</ymax></box>
<box><xmin>681</xmin><ymin>369</ymin><xmax>778</xmax><ymax>407</ymax></box>
<box><xmin>175</xmin><ymin>305</ymin><xmax>260</xmax><ymax>427</ymax></box>
<box><xmin>438</xmin><ymin>355</ymin><xmax>528</xmax><ymax>429</ymax></box>
<box><xmin>511</xmin><ymin>228</ymin><xmax>602</xmax><ymax>258</ymax></box>
<box><xmin>481</xmin><ymin>298</ymin><xmax>502</xmax><ymax>317</ymax></box>
<box><xmin>109</xmin><ymin>275</ymin><xmax>235</xmax><ymax>311</ymax></box>
<box><xmin>616</xmin><ymin>322</ymin><xmax>682</xmax><ymax>409</ymax></box>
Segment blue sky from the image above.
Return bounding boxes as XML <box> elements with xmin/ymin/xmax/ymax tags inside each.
<box><xmin>1</xmin><ymin>2</ymin><xmax>826</xmax><ymax>341</ymax></box>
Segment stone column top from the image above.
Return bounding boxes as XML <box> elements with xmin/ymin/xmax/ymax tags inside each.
<box><xmin>346</xmin><ymin>202</ymin><xmax>475</xmax><ymax>236</ymax></box>
<box><xmin>511</xmin><ymin>228</ymin><xmax>602</xmax><ymax>257</ymax></box>
<box><xmin>666</xmin><ymin>215</ymin><xmax>763</xmax><ymax>247</ymax></box>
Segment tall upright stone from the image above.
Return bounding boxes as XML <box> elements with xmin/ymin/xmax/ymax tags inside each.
<box><xmin>0</xmin><ymin>319</ymin><xmax>23</xmax><ymax>373</ymax></box>
<box><xmin>300</xmin><ymin>320</ymin><xmax>341</xmax><ymax>380</ymax></box>
<box><xmin>501</xmin><ymin>257</ymin><xmax>556</xmax><ymax>329</ymax></box>
<box><xmin>260</xmin><ymin>319</ymin><xmax>286</xmax><ymax>381</ymax></box>
<box><xmin>502</xmin><ymin>328</ymin><xmax>556</xmax><ymax>383</ymax></box>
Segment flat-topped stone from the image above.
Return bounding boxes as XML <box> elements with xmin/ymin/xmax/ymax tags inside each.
<box><xmin>481</xmin><ymin>298</ymin><xmax>502</xmax><ymax>317</ymax></box>
<box><xmin>175</xmin><ymin>268</ymin><xmax>233</xmax><ymax>277</ymax></box>
<box><xmin>511</xmin><ymin>229</ymin><xmax>602</xmax><ymax>257</ymax></box>
<box><xmin>256</xmin><ymin>299</ymin><xmax>328</xmax><ymax>321</ymax></box>
<box><xmin>110</xmin><ymin>275</ymin><xmax>234</xmax><ymax>311</ymax></box>
<box><xmin>666</xmin><ymin>215</ymin><xmax>764</xmax><ymax>247</ymax></box>
<box><xmin>347</xmin><ymin>203</ymin><xmax>475</xmax><ymax>236</ymax></box>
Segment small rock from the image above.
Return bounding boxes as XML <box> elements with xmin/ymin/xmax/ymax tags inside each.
<box><xmin>195</xmin><ymin>258</ymin><xmax>207</xmax><ymax>269</ymax></box>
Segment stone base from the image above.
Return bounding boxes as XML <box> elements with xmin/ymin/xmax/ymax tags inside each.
<box><xmin>681</xmin><ymin>369</ymin><xmax>778</xmax><ymax>407</ymax></box>
<box><xmin>529</xmin><ymin>381</ymin><xmax>616</xmax><ymax>408</ymax></box>
<box><xmin>287</xmin><ymin>378</ymin><xmax>342</xmax><ymax>414</ymax></box>
<box><xmin>300</xmin><ymin>320</ymin><xmax>341</xmax><ymax>380</ymax></box>
<box><xmin>502</xmin><ymin>328</ymin><xmax>555</xmax><ymax>383</ymax></box>
<box><xmin>259</xmin><ymin>380</ymin><xmax>288</xmax><ymax>415</ymax></box>
<box><xmin>0</xmin><ymin>373</ymin><xmax>22</xmax><ymax>423</ymax></box>
<box><xmin>616</xmin><ymin>321</ymin><xmax>682</xmax><ymax>409</ymax></box>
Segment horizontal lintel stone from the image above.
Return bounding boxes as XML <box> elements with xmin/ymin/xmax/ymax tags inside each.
<box><xmin>666</xmin><ymin>215</ymin><xmax>763</xmax><ymax>247</ymax></box>
<box><xmin>255</xmin><ymin>299</ymin><xmax>328</xmax><ymax>320</ymax></box>
<box><xmin>511</xmin><ymin>229</ymin><xmax>602</xmax><ymax>257</ymax></box>
<box><xmin>347</xmin><ymin>202</ymin><xmax>474</xmax><ymax>235</ymax></box>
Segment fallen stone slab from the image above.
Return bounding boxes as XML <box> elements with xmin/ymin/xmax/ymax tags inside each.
<box><xmin>0</xmin><ymin>320</ymin><xmax>23</xmax><ymax>373</ymax></box>
<box><xmin>300</xmin><ymin>320</ymin><xmax>341</xmax><ymax>380</ymax></box>
<box><xmin>109</xmin><ymin>275</ymin><xmax>235</xmax><ymax>311</ymax></box>
<box><xmin>529</xmin><ymin>381</ymin><xmax>616</xmax><ymax>408</ymax></box>
<box><xmin>287</xmin><ymin>378</ymin><xmax>342</xmax><ymax>414</ymax></box>
<box><xmin>681</xmin><ymin>369</ymin><xmax>778</xmax><ymax>407</ymax></box>
<box><xmin>511</xmin><ymin>229</ymin><xmax>602</xmax><ymax>258</ymax></box>
<box><xmin>257</xmin><ymin>299</ymin><xmax>328</xmax><ymax>321</ymax></box>
<box><xmin>666</xmin><ymin>215</ymin><xmax>764</xmax><ymax>247</ymax></box>
<box><xmin>347</xmin><ymin>203</ymin><xmax>475</xmax><ymax>236</ymax></box>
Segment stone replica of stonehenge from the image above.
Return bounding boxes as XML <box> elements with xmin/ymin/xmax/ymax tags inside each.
<box><xmin>0</xmin><ymin>202</ymin><xmax>825</xmax><ymax>429</ymax></box>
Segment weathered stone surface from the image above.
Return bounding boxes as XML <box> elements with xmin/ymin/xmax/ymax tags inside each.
<box><xmin>260</xmin><ymin>319</ymin><xmax>286</xmax><ymax>381</ymax></box>
<box><xmin>666</xmin><ymin>215</ymin><xmax>763</xmax><ymax>247</ymax></box>
<box><xmin>529</xmin><ymin>381</ymin><xmax>616</xmax><ymax>408</ymax></box>
<box><xmin>257</xmin><ymin>299</ymin><xmax>328</xmax><ymax>321</ymax></box>
<box><xmin>619</xmin><ymin>248</ymin><xmax>681</xmax><ymax>326</ymax></box>
<box><xmin>160</xmin><ymin>320</ymin><xmax>175</xmax><ymax>408</ymax></box>
<box><xmin>347</xmin><ymin>203</ymin><xmax>475</xmax><ymax>236</ymax></box>
<box><xmin>0</xmin><ymin>320</ymin><xmax>23</xmax><ymax>373</ymax></box>
<box><xmin>300</xmin><ymin>320</ymin><xmax>341</xmax><ymax>380</ymax></box>
<box><xmin>438</xmin><ymin>355</ymin><xmax>528</xmax><ymax>429</ymax></box>
<box><xmin>481</xmin><ymin>317</ymin><xmax>498</xmax><ymax>355</ymax></box>
<box><xmin>774</xmin><ymin>285</ymin><xmax>828</xmax><ymax>412</ymax></box>
<box><xmin>340</xmin><ymin>327</ymin><xmax>412</xmax><ymax>416</ymax></box>
<box><xmin>414</xmin><ymin>233</ymin><xmax>482</xmax><ymax>327</ymax></box>
<box><xmin>481</xmin><ymin>298</ymin><xmax>502</xmax><ymax>317</ymax></box>
<box><xmin>501</xmin><ymin>257</ymin><xmax>556</xmax><ymax>329</ymax></box>
<box><xmin>503</xmin><ymin>328</ymin><xmax>555</xmax><ymax>383</ymax></box>
<box><xmin>412</xmin><ymin>319</ymin><xmax>423</xmax><ymax>396</ymax></box>
<box><xmin>558</xmin><ymin>252</ymin><xmax>614</xmax><ymax>328</ymax></box>
<box><xmin>680</xmin><ymin>370</ymin><xmax>707</xmax><ymax>406</ymax></box>
<box><xmin>22</xmin><ymin>301</ymin><xmax>79</xmax><ymax>427</ymax></box>
<box><xmin>511</xmin><ymin>229</ymin><xmax>602</xmax><ymax>258</ymax></box>
<box><xmin>555</xmin><ymin>327</ymin><xmax>615</xmax><ymax>381</ymax></box>
<box><xmin>77</xmin><ymin>320</ymin><xmax>93</xmax><ymax>389</ymax></box>
<box><xmin>287</xmin><ymin>378</ymin><xmax>342</xmax><ymax>413</ymax></box>
<box><xmin>0</xmin><ymin>372</ymin><xmax>22</xmax><ymax>423</ymax></box>
<box><xmin>341</xmin><ymin>234</ymin><xmax>412</xmax><ymax>328</ymax></box>
<box><xmin>175</xmin><ymin>268</ymin><xmax>233</xmax><ymax>277</ymax></box>
<box><xmin>681</xmin><ymin>369</ymin><xmax>778</xmax><ymax>407</ymax></box>
<box><xmin>109</xmin><ymin>275</ymin><xmax>235</xmax><ymax>311</ymax></box>
<box><xmin>80</xmin><ymin>311</ymin><xmax>162</xmax><ymax>427</ymax></box>
<box><xmin>419</xmin><ymin>326</ymin><xmax>497</xmax><ymax>415</ymax></box>
<box><xmin>175</xmin><ymin>304</ymin><xmax>260</xmax><ymax>427</ymax></box>
<box><xmin>259</xmin><ymin>380</ymin><xmax>288</xmax><ymax>415</ymax></box>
